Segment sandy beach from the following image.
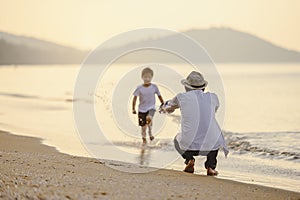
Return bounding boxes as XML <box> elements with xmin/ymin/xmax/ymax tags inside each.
<box><xmin>0</xmin><ymin>130</ymin><xmax>299</xmax><ymax>200</ymax></box>
<box><xmin>1</xmin><ymin>0</ymin><xmax>300</xmax><ymax>199</ymax></box>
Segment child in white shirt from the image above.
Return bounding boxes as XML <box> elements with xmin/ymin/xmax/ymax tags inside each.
<box><xmin>132</xmin><ymin>68</ymin><xmax>164</xmax><ymax>144</ymax></box>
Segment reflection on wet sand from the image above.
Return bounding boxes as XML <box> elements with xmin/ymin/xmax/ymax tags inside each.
<box><xmin>139</xmin><ymin>143</ymin><xmax>151</xmax><ymax>166</ymax></box>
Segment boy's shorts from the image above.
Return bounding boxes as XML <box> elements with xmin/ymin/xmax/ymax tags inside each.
<box><xmin>138</xmin><ymin>109</ymin><xmax>155</xmax><ymax>126</ymax></box>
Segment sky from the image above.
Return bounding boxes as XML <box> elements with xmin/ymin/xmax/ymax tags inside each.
<box><xmin>0</xmin><ymin>0</ymin><xmax>299</xmax><ymax>51</ymax></box>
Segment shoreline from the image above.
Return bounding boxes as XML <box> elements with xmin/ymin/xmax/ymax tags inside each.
<box><xmin>0</xmin><ymin>130</ymin><xmax>299</xmax><ymax>199</ymax></box>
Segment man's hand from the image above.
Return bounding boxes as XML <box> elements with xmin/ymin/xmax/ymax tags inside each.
<box><xmin>132</xmin><ymin>109</ymin><xmax>137</xmax><ymax>114</ymax></box>
<box><xmin>159</xmin><ymin>100</ymin><xmax>178</xmax><ymax>114</ymax></box>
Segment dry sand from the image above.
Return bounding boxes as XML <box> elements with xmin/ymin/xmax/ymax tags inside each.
<box><xmin>0</xmin><ymin>130</ymin><xmax>299</xmax><ymax>200</ymax></box>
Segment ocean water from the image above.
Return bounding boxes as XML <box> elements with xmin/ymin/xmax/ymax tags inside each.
<box><xmin>0</xmin><ymin>63</ymin><xmax>299</xmax><ymax>192</ymax></box>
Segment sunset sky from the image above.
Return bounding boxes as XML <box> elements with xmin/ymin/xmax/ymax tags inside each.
<box><xmin>0</xmin><ymin>0</ymin><xmax>299</xmax><ymax>51</ymax></box>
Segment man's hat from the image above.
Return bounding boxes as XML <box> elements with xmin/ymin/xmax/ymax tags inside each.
<box><xmin>181</xmin><ymin>71</ymin><xmax>208</xmax><ymax>90</ymax></box>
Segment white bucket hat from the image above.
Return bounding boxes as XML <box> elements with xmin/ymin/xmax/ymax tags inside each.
<box><xmin>181</xmin><ymin>71</ymin><xmax>208</xmax><ymax>90</ymax></box>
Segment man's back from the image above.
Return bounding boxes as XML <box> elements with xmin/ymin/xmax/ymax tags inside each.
<box><xmin>175</xmin><ymin>90</ymin><xmax>223</xmax><ymax>151</ymax></box>
<box><xmin>168</xmin><ymin>71</ymin><xmax>228</xmax><ymax>174</ymax></box>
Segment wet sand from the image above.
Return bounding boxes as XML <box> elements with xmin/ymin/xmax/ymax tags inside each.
<box><xmin>0</xmin><ymin>130</ymin><xmax>299</xmax><ymax>200</ymax></box>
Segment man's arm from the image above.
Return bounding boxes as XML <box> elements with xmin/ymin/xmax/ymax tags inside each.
<box><xmin>213</xmin><ymin>93</ymin><xmax>220</xmax><ymax>113</ymax></box>
<box><xmin>166</xmin><ymin>103</ymin><xmax>179</xmax><ymax>112</ymax></box>
<box><xmin>169</xmin><ymin>96</ymin><xmax>180</xmax><ymax>108</ymax></box>
<box><xmin>132</xmin><ymin>96</ymin><xmax>137</xmax><ymax>114</ymax></box>
<box><xmin>161</xmin><ymin>96</ymin><xmax>180</xmax><ymax>113</ymax></box>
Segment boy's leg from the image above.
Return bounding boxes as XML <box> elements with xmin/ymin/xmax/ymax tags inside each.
<box><xmin>138</xmin><ymin>112</ymin><xmax>148</xmax><ymax>143</ymax></box>
<box><xmin>147</xmin><ymin>109</ymin><xmax>155</xmax><ymax>140</ymax></box>
<box><xmin>141</xmin><ymin>126</ymin><xmax>147</xmax><ymax>143</ymax></box>
<box><xmin>146</xmin><ymin>116</ymin><xmax>153</xmax><ymax>136</ymax></box>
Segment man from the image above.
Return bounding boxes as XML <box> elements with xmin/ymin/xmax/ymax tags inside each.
<box><xmin>161</xmin><ymin>71</ymin><xmax>228</xmax><ymax>176</ymax></box>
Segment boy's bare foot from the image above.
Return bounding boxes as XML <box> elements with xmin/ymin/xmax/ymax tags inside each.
<box><xmin>142</xmin><ymin>138</ymin><xmax>147</xmax><ymax>144</ymax></box>
<box><xmin>149</xmin><ymin>136</ymin><xmax>155</xmax><ymax>141</ymax></box>
<box><xmin>183</xmin><ymin>159</ymin><xmax>194</xmax><ymax>173</ymax></box>
<box><xmin>207</xmin><ymin>168</ymin><xmax>218</xmax><ymax>176</ymax></box>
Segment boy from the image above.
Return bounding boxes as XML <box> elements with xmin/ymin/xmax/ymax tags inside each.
<box><xmin>132</xmin><ymin>67</ymin><xmax>164</xmax><ymax>144</ymax></box>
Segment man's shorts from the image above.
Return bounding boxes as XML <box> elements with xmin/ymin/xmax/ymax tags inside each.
<box><xmin>138</xmin><ymin>109</ymin><xmax>155</xmax><ymax>126</ymax></box>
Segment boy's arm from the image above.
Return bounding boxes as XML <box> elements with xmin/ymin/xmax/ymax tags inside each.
<box><xmin>155</xmin><ymin>85</ymin><xmax>164</xmax><ymax>105</ymax></box>
<box><xmin>158</xmin><ymin>95</ymin><xmax>164</xmax><ymax>105</ymax></box>
<box><xmin>132</xmin><ymin>96</ymin><xmax>137</xmax><ymax>114</ymax></box>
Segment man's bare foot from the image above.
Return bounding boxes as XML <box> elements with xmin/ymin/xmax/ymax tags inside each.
<box><xmin>183</xmin><ymin>160</ymin><xmax>195</xmax><ymax>173</ymax></box>
<box><xmin>149</xmin><ymin>136</ymin><xmax>155</xmax><ymax>141</ymax></box>
<box><xmin>207</xmin><ymin>168</ymin><xmax>218</xmax><ymax>176</ymax></box>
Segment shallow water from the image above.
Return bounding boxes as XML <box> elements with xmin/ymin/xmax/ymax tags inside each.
<box><xmin>0</xmin><ymin>63</ymin><xmax>299</xmax><ymax>192</ymax></box>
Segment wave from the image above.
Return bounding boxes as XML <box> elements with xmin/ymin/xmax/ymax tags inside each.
<box><xmin>0</xmin><ymin>91</ymin><xmax>95</xmax><ymax>104</ymax></box>
<box><xmin>110</xmin><ymin>131</ymin><xmax>300</xmax><ymax>162</ymax></box>
<box><xmin>224</xmin><ymin>131</ymin><xmax>300</xmax><ymax>162</ymax></box>
<box><xmin>0</xmin><ymin>92</ymin><xmax>40</xmax><ymax>99</ymax></box>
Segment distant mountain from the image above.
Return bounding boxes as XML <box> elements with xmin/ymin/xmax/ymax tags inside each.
<box><xmin>1</xmin><ymin>28</ymin><xmax>300</xmax><ymax>65</ymax></box>
<box><xmin>184</xmin><ymin>28</ymin><xmax>300</xmax><ymax>63</ymax></box>
<box><xmin>90</xmin><ymin>28</ymin><xmax>300</xmax><ymax>63</ymax></box>
<box><xmin>0</xmin><ymin>32</ymin><xmax>87</xmax><ymax>65</ymax></box>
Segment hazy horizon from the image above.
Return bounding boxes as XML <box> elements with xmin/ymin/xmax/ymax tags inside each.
<box><xmin>0</xmin><ymin>0</ymin><xmax>299</xmax><ymax>52</ymax></box>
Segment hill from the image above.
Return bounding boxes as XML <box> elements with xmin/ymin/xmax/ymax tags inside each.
<box><xmin>1</xmin><ymin>28</ymin><xmax>300</xmax><ymax>64</ymax></box>
<box><xmin>0</xmin><ymin>32</ymin><xmax>86</xmax><ymax>65</ymax></box>
<box><xmin>91</xmin><ymin>28</ymin><xmax>300</xmax><ymax>63</ymax></box>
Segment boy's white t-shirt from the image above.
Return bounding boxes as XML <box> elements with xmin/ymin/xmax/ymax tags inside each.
<box><xmin>133</xmin><ymin>84</ymin><xmax>161</xmax><ymax>113</ymax></box>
